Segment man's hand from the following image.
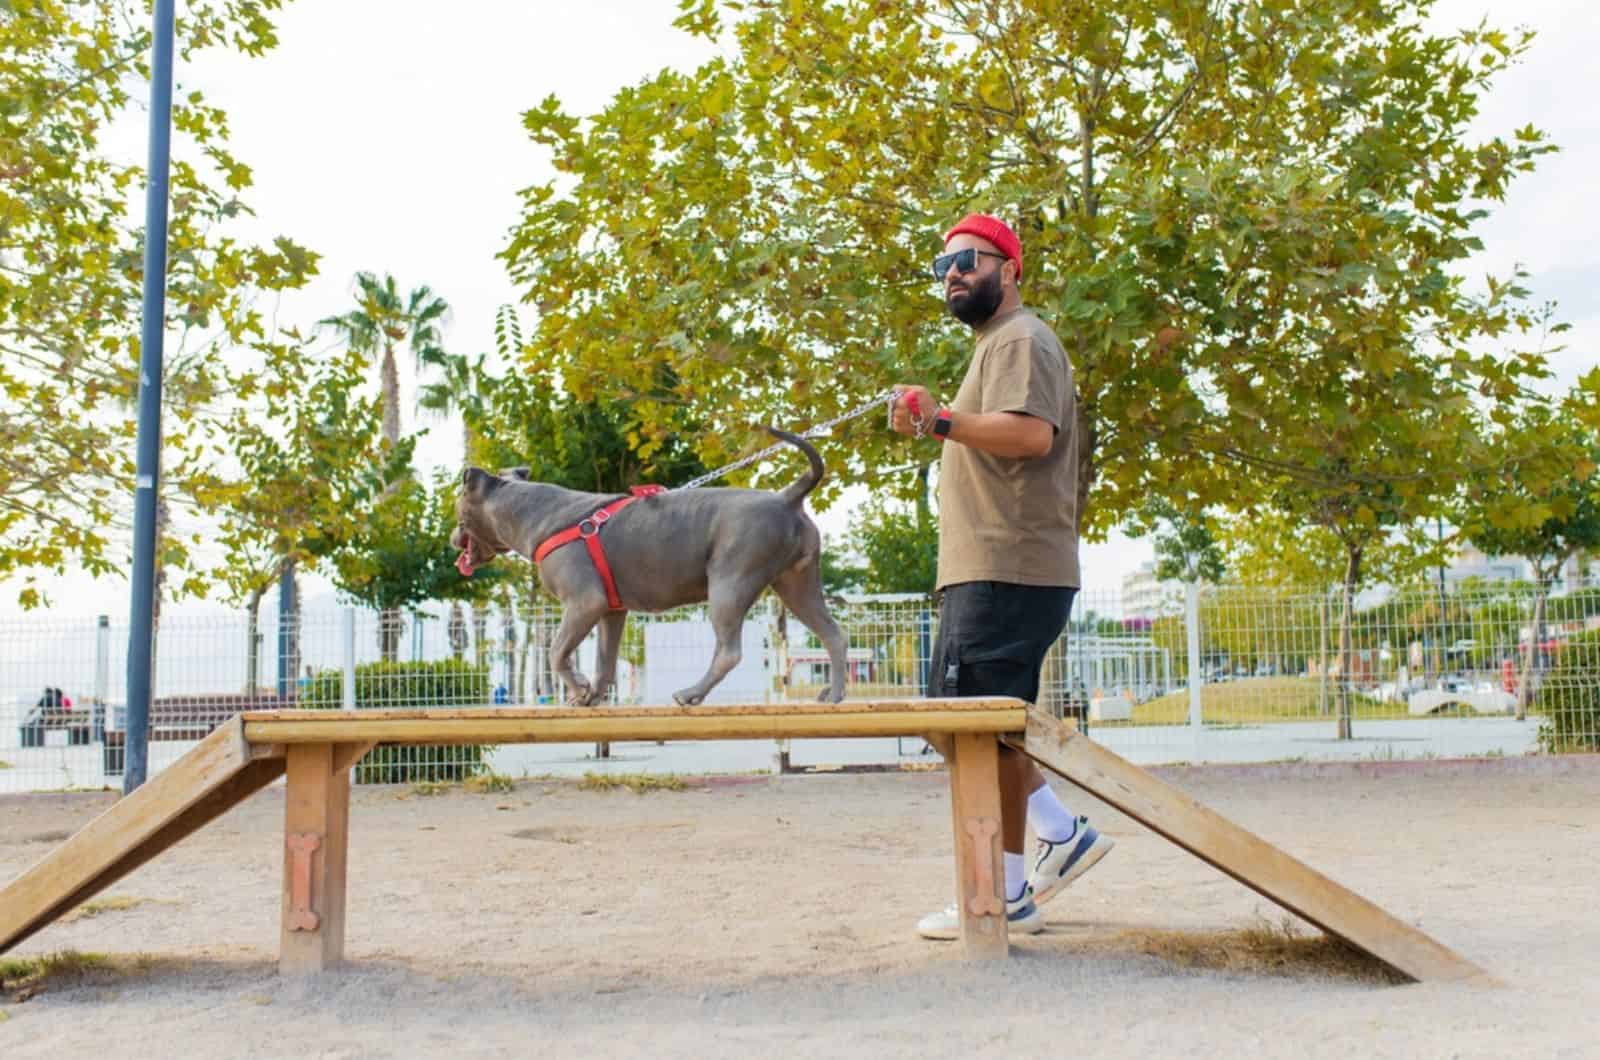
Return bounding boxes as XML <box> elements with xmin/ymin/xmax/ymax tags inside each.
<box><xmin>890</xmin><ymin>385</ymin><xmax>937</xmax><ymax>437</ymax></box>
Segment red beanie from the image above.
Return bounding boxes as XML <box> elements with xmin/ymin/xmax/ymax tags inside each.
<box><xmin>944</xmin><ymin>213</ymin><xmax>1022</xmax><ymax>280</ymax></box>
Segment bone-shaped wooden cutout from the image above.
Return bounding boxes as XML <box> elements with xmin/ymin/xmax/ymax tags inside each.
<box><xmin>286</xmin><ymin>832</ymin><xmax>322</xmax><ymax>932</ymax></box>
<box><xmin>964</xmin><ymin>816</ymin><xmax>1002</xmax><ymax>917</ymax></box>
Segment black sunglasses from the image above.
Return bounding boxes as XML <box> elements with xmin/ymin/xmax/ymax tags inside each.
<box><xmin>931</xmin><ymin>247</ymin><xmax>1009</xmax><ymax>281</ymax></box>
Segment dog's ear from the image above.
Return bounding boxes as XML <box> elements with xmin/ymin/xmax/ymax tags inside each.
<box><xmin>500</xmin><ymin>466</ymin><xmax>532</xmax><ymax>482</ymax></box>
<box><xmin>461</xmin><ymin>466</ymin><xmax>496</xmax><ymax>493</ymax></box>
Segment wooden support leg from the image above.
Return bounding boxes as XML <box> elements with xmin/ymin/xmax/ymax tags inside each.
<box><xmin>280</xmin><ymin>742</ymin><xmax>353</xmax><ymax>975</ymax></box>
<box><xmin>945</xmin><ymin>732</ymin><xmax>1009</xmax><ymax>959</ymax></box>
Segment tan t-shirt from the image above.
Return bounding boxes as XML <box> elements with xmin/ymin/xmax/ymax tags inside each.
<box><xmin>936</xmin><ymin>307</ymin><xmax>1080</xmax><ymax>589</ymax></box>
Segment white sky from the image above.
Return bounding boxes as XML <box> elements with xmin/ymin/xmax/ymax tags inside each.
<box><xmin>4</xmin><ymin>0</ymin><xmax>1596</xmax><ymax>620</ymax></box>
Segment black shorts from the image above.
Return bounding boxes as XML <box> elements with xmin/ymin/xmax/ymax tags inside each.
<box><xmin>929</xmin><ymin>581</ymin><xmax>1076</xmax><ymax>703</ymax></box>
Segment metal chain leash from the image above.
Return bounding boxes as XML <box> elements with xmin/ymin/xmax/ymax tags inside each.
<box><xmin>672</xmin><ymin>387</ymin><xmax>903</xmax><ymax>492</ymax></box>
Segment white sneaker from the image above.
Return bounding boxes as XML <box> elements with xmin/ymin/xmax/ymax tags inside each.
<box><xmin>1028</xmin><ymin>816</ymin><xmax>1114</xmax><ymax>907</ymax></box>
<box><xmin>915</xmin><ymin>886</ymin><xmax>1044</xmax><ymax>941</ymax></box>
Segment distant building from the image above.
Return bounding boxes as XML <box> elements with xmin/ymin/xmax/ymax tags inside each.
<box><xmin>1122</xmin><ymin>561</ymin><xmax>1182</xmax><ymax>622</ymax></box>
<box><xmin>1445</xmin><ymin>543</ymin><xmax>1591</xmax><ymax>591</ymax></box>
<box><xmin>1444</xmin><ymin>543</ymin><xmax>1528</xmax><ymax>585</ymax></box>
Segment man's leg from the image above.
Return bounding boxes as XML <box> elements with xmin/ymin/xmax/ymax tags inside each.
<box><xmin>981</xmin><ymin>584</ymin><xmax>1114</xmax><ymax>909</ymax></box>
<box><xmin>917</xmin><ymin>584</ymin><xmax>1045</xmax><ymax>940</ymax></box>
<box><xmin>999</xmin><ymin>745</ymin><xmax>1041</xmax><ymax>852</ymax></box>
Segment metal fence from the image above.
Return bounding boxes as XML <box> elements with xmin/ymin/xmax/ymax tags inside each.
<box><xmin>1</xmin><ymin>578</ymin><xmax>1596</xmax><ymax>792</ymax></box>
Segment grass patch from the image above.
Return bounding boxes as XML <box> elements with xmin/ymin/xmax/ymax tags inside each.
<box><xmin>1125</xmin><ymin>677</ymin><xmax>1403</xmax><ymax>726</ymax></box>
<box><xmin>0</xmin><ymin>759</ymin><xmax>11</xmax><ymax>770</ymax></box>
<box><xmin>0</xmin><ymin>957</ymin><xmax>40</xmax><ymax>983</ymax></box>
<box><xmin>462</xmin><ymin>772</ymin><xmax>516</xmax><ymax>795</ymax></box>
<box><xmin>2</xmin><ymin>950</ymin><xmax>159</xmax><ymax>996</ymax></box>
<box><xmin>409</xmin><ymin>780</ymin><xmax>451</xmax><ymax>798</ymax></box>
<box><xmin>62</xmin><ymin>896</ymin><xmax>153</xmax><ymax>923</ymax></box>
<box><xmin>578</xmin><ymin>772</ymin><xmax>687</xmax><ymax>794</ymax></box>
<box><xmin>1106</xmin><ymin>917</ymin><xmax>1406</xmax><ymax>984</ymax></box>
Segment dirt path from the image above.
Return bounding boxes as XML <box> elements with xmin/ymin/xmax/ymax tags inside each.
<box><xmin>3</xmin><ymin>759</ymin><xmax>1597</xmax><ymax>1058</ymax></box>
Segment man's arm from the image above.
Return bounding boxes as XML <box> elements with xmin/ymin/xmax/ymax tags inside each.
<box><xmin>941</xmin><ymin>409</ymin><xmax>1053</xmax><ymax>459</ymax></box>
<box><xmin>890</xmin><ymin>386</ymin><xmax>1052</xmax><ymax>459</ymax></box>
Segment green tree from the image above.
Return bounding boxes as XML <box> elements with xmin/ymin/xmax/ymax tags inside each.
<box><xmin>318</xmin><ymin>272</ymin><xmax>452</xmax><ymax>652</ymax></box>
<box><xmin>1139</xmin><ymin>499</ymin><xmax>1225</xmax><ymax>585</ymax></box>
<box><xmin>848</xmin><ymin>464</ymin><xmax>937</xmax><ymax>594</ymax></box>
<box><xmin>505</xmin><ymin>0</ymin><xmax>1553</xmax><ymax>542</ymax></box>
<box><xmin>214</xmin><ymin>343</ymin><xmax>401</xmax><ymax>687</ymax></box>
<box><xmin>818</xmin><ymin>536</ymin><xmax>867</xmax><ymax>595</ymax></box>
<box><xmin>1460</xmin><ymin>397</ymin><xmax>1600</xmax><ymax>717</ymax></box>
<box><xmin>0</xmin><ymin>0</ymin><xmax>317</xmax><ymax>606</ymax></box>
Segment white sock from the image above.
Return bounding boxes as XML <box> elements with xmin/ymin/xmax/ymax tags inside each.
<box><xmin>1028</xmin><ymin>785</ymin><xmax>1079</xmax><ymax>843</ymax></box>
<box><xmin>1005</xmin><ymin>851</ymin><xmax>1028</xmax><ymax>902</ymax></box>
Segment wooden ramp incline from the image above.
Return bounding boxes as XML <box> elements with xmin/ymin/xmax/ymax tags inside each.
<box><xmin>0</xmin><ymin>717</ymin><xmax>285</xmax><ymax>957</ymax></box>
<box><xmin>1012</xmin><ymin>709</ymin><xmax>1492</xmax><ymax>985</ymax></box>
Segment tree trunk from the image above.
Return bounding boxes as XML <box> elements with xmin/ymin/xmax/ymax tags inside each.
<box><xmin>472</xmin><ymin>604</ymin><xmax>489</xmax><ymax>669</ymax></box>
<box><xmin>517</xmin><ymin>591</ymin><xmax>536</xmax><ymax>704</ymax></box>
<box><xmin>246</xmin><ymin>586</ymin><xmax>263</xmax><ymax>695</ymax></box>
<box><xmin>377</xmin><ymin>341</ymin><xmax>403</xmax><ymax>658</ymax></box>
<box><xmin>1336</xmin><ymin>545</ymin><xmax>1362</xmax><ymax>740</ymax></box>
<box><xmin>447</xmin><ymin>602</ymin><xmax>467</xmax><ymax>661</ymax></box>
<box><xmin>501</xmin><ymin>605</ymin><xmax>520</xmax><ymax>702</ymax></box>
<box><xmin>380</xmin><ymin>344</ymin><xmax>401</xmax><ymax>448</ymax></box>
<box><xmin>1073</xmin><ymin>391</ymin><xmax>1097</xmax><ymax>536</ymax></box>
<box><xmin>1518</xmin><ymin>564</ymin><xmax>1556</xmax><ymax>722</ymax></box>
<box><xmin>150</xmin><ymin>495</ymin><xmax>171</xmax><ymax>697</ymax></box>
<box><xmin>379</xmin><ymin>609</ymin><xmax>404</xmax><ymax>664</ymax></box>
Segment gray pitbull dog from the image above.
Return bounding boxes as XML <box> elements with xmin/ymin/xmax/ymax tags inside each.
<box><xmin>451</xmin><ymin>428</ymin><xmax>849</xmax><ymax>707</ymax></box>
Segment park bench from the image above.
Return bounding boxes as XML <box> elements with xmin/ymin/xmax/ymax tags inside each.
<box><xmin>101</xmin><ymin>693</ymin><xmax>292</xmax><ymax>773</ymax></box>
<box><xmin>17</xmin><ymin>689</ymin><xmax>99</xmax><ymax>747</ymax></box>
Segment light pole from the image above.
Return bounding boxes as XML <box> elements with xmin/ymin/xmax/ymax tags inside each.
<box><xmin>123</xmin><ymin>0</ymin><xmax>176</xmax><ymax>793</ymax></box>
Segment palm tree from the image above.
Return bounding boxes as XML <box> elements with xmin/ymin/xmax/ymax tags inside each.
<box><xmin>320</xmin><ymin>272</ymin><xmax>452</xmax><ymax>451</ymax></box>
<box><xmin>320</xmin><ymin>272</ymin><xmax>453</xmax><ymax>660</ymax></box>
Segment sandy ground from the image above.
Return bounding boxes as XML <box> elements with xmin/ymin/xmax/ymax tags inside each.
<box><xmin>2</xmin><ymin>757</ymin><xmax>1598</xmax><ymax>1059</ymax></box>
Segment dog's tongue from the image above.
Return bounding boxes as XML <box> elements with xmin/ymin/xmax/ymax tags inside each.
<box><xmin>455</xmin><ymin>550</ymin><xmax>475</xmax><ymax>578</ymax></box>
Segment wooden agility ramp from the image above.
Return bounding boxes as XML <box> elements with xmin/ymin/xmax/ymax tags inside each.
<box><xmin>0</xmin><ymin>701</ymin><xmax>1489</xmax><ymax>984</ymax></box>
<box><xmin>1010</xmin><ymin>710</ymin><xmax>1491</xmax><ymax>984</ymax></box>
<box><xmin>0</xmin><ymin>717</ymin><xmax>286</xmax><ymax>960</ymax></box>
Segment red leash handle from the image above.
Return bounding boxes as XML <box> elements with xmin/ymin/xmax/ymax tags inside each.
<box><xmin>899</xmin><ymin>389</ymin><xmax>932</xmax><ymax>438</ymax></box>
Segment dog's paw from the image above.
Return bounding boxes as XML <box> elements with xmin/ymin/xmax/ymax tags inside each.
<box><xmin>564</xmin><ymin>678</ymin><xmax>594</xmax><ymax>706</ymax></box>
<box><xmin>671</xmin><ymin>689</ymin><xmax>704</xmax><ymax>707</ymax></box>
<box><xmin>816</xmin><ymin>687</ymin><xmax>847</xmax><ymax>704</ymax></box>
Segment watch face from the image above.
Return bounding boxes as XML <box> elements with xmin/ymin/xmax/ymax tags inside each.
<box><xmin>934</xmin><ymin>413</ymin><xmax>951</xmax><ymax>436</ymax></box>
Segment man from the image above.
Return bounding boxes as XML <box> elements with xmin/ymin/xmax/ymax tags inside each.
<box><xmin>891</xmin><ymin>213</ymin><xmax>1114</xmax><ymax>939</ymax></box>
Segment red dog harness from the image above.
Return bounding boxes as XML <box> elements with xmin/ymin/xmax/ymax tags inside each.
<box><xmin>532</xmin><ymin>485</ymin><xmax>665</xmax><ymax>610</ymax></box>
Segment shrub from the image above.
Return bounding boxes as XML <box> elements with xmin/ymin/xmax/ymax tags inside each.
<box><xmin>302</xmin><ymin>660</ymin><xmax>493</xmax><ymax>784</ymax></box>
<box><xmin>1537</xmin><ymin>630</ymin><xmax>1600</xmax><ymax>753</ymax></box>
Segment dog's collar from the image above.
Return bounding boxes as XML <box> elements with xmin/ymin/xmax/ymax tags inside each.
<box><xmin>532</xmin><ymin>485</ymin><xmax>665</xmax><ymax>610</ymax></box>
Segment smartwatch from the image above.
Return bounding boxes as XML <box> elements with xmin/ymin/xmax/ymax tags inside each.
<box><xmin>931</xmin><ymin>407</ymin><xmax>953</xmax><ymax>439</ymax></box>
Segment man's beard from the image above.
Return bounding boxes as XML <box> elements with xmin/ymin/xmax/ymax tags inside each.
<box><xmin>946</xmin><ymin>267</ymin><xmax>1004</xmax><ymax>326</ymax></box>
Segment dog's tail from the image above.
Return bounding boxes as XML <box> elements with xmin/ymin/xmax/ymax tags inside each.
<box><xmin>769</xmin><ymin>427</ymin><xmax>824</xmax><ymax>505</ymax></box>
